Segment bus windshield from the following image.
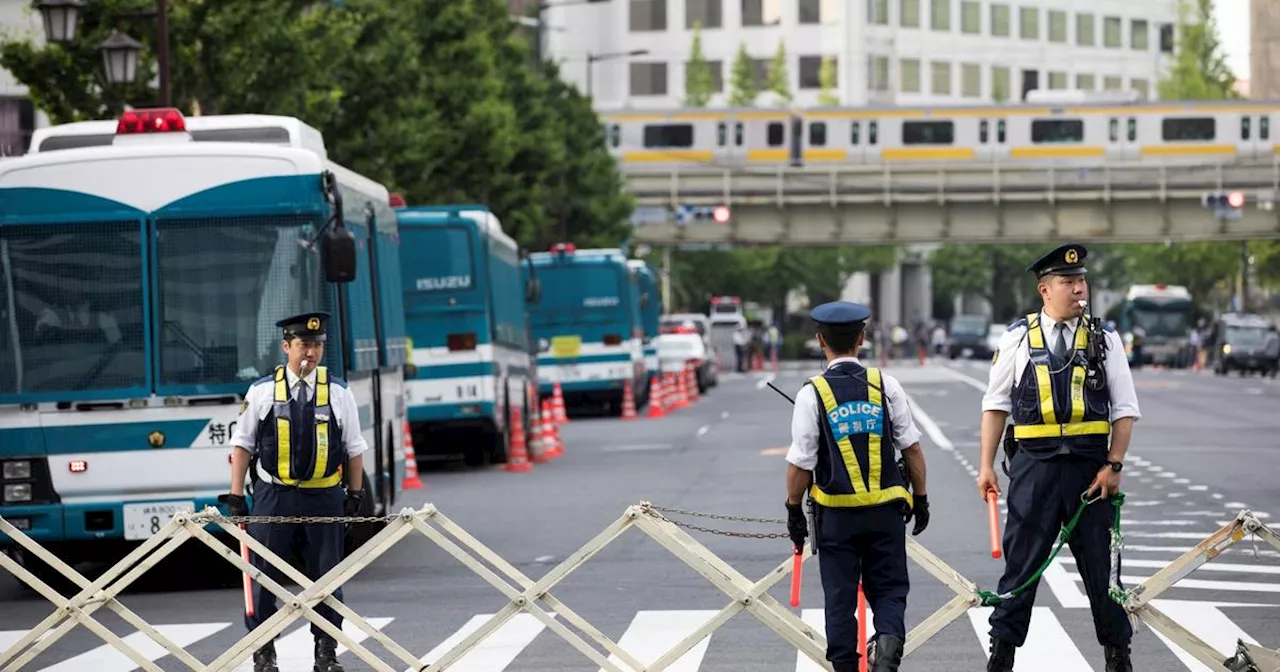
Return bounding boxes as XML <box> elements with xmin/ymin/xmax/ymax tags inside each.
<box><xmin>1129</xmin><ymin>299</ymin><xmax>1192</xmax><ymax>338</ymax></box>
<box><xmin>402</xmin><ymin>225</ymin><xmax>477</xmax><ymax>302</ymax></box>
<box><xmin>532</xmin><ymin>265</ymin><xmax>626</xmax><ymax>326</ymax></box>
<box><xmin>154</xmin><ymin>215</ymin><xmax>325</xmax><ymax>388</ymax></box>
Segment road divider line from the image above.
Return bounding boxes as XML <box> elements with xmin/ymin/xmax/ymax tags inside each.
<box><xmin>906</xmin><ymin>394</ymin><xmax>955</xmax><ymax>453</ymax></box>
<box><xmin>696</xmin><ymin>426</ymin><xmax>710</xmax><ymax>437</ymax></box>
<box><xmin>936</xmin><ymin>365</ymin><xmax>989</xmax><ymax>392</ymax></box>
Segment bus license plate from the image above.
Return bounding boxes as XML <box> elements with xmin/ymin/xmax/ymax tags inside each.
<box><xmin>123</xmin><ymin>501</ymin><xmax>194</xmax><ymax>540</ymax></box>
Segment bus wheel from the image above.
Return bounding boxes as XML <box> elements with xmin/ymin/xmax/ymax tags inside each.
<box><xmin>489</xmin><ymin>421</ymin><xmax>510</xmax><ymax>465</ymax></box>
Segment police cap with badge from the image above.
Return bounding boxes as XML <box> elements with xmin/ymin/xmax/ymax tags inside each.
<box><xmin>1027</xmin><ymin>243</ymin><xmax>1089</xmax><ymax>278</ymax></box>
<box><xmin>811</xmin><ymin>301</ymin><xmax>871</xmax><ymax>329</ymax></box>
<box><xmin>276</xmin><ymin>311</ymin><xmax>330</xmax><ymax>342</ymax></box>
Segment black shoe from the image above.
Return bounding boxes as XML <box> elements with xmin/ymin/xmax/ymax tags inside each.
<box><xmin>1105</xmin><ymin>643</ymin><xmax>1133</xmax><ymax>672</ymax></box>
<box><xmin>870</xmin><ymin>635</ymin><xmax>905</xmax><ymax>672</ymax></box>
<box><xmin>831</xmin><ymin>661</ymin><xmax>859</xmax><ymax>672</ymax></box>
<box><xmin>987</xmin><ymin>637</ymin><xmax>1016</xmax><ymax>672</ymax></box>
<box><xmin>252</xmin><ymin>642</ymin><xmax>279</xmax><ymax>672</ymax></box>
<box><xmin>313</xmin><ymin>637</ymin><xmax>345</xmax><ymax>672</ymax></box>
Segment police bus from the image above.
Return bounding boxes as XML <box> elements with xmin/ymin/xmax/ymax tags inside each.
<box><xmin>396</xmin><ymin>203</ymin><xmax>538</xmax><ymax>467</ymax></box>
<box><xmin>627</xmin><ymin>260</ymin><xmax>663</xmax><ymax>384</ymax></box>
<box><xmin>1113</xmin><ymin>284</ymin><xmax>1196</xmax><ymax>368</ymax></box>
<box><xmin>528</xmin><ymin>244</ymin><xmax>648</xmax><ymax>415</ymax></box>
<box><xmin>0</xmin><ymin>108</ymin><xmax>410</xmax><ymax>578</ymax></box>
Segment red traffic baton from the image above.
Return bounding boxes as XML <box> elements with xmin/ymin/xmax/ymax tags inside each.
<box><xmin>240</xmin><ymin>524</ymin><xmax>254</xmax><ymax>617</ymax></box>
<box><xmin>986</xmin><ymin>491</ymin><xmax>1003</xmax><ymax>559</ymax></box>
<box><xmin>789</xmin><ymin>547</ymin><xmax>803</xmax><ymax>607</ymax></box>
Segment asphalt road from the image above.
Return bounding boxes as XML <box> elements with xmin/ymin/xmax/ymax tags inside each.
<box><xmin>2</xmin><ymin>357</ymin><xmax>1279</xmax><ymax>671</ymax></box>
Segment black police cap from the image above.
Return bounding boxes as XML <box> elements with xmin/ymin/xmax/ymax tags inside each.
<box><xmin>810</xmin><ymin>301</ymin><xmax>872</xmax><ymax>326</ymax></box>
<box><xmin>276</xmin><ymin>311</ymin><xmax>330</xmax><ymax>341</ymax></box>
<box><xmin>1027</xmin><ymin>243</ymin><xmax>1088</xmax><ymax>278</ymax></box>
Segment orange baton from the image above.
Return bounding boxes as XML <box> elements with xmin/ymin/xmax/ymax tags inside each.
<box><xmin>789</xmin><ymin>548</ymin><xmax>803</xmax><ymax>607</ymax></box>
<box><xmin>240</xmin><ymin>524</ymin><xmax>254</xmax><ymax>617</ymax></box>
<box><xmin>986</xmin><ymin>491</ymin><xmax>1003</xmax><ymax>559</ymax></box>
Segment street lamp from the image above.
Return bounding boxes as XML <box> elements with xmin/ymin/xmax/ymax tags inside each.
<box><xmin>34</xmin><ymin>0</ymin><xmax>172</xmax><ymax>107</ymax></box>
<box><xmin>587</xmin><ymin>49</ymin><xmax>648</xmax><ymax>97</ymax></box>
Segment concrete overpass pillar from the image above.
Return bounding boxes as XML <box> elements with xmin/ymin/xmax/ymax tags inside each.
<box><xmin>900</xmin><ymin>260</ymin><xmax>933</xmax><ymax>328</ymax></box>
<box><xmin>877</xmin><ymin>264</ymin><xmax>902</xmax><ymax>328</ymax></box>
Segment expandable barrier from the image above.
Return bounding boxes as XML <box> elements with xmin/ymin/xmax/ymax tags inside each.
<box><xmin>1</xmin><ymin>503</ymin><xmax>1277</xmax><ymax>671</ymax></box>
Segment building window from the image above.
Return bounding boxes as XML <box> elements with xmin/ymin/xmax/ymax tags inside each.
<box><xmin>961</xmin><ymin>1</ymin><xmax>980</xmax><ymax>34</ymax></box>
<box><xmin>900</xmin><ymin>58</ymin><xmax>921</xmax><ymax>92</ymax></box>
<box><xmin>799</xmin><ymin>0</ymin><xmax>838</xmax><ymax>24</ymax></box>
<box><xmin>1104</xmin><ymin>16</ymin><xmax>1121</xmax><ymax>47</ymax></box>
<box><xmin>869</xmin><ymin>55</ymin><xmax>890</xmax><ymax>91</ymax></box>
<box><xmin>1020</xmin><ymin>7</ymin><xmax>1038</xmax><ymax>40</ymax></box>
<box><xmin>630</xmin><ymin>62</ymin><xmax>668</xmax><ymax>95</ymax></box>
<box><xmin>868</xmin><ymin>0</ymin><xmax>889</xmax><ymax>24</ymax></box>
<box><xmin>1048</xmin><ymin>71</ymin><xmax>1067</xmax><ymax>89</ymax></box>
<box><xmin>1104</xmin><ymin>75</ymin><xmax>1122</xmax><ymax>90</ymax></box>
<box><xmin>1076</xmin><ymin>13</ymin><xmax>1095</xmax><ymax>46</ymax></box>
<box><xmin>799</xmin><ymin>56</ymin><xmax>833</xmax><ymax>88</ymax></box>
<box><xmin>685</xmin><ymin>60</ymin><xmax>725</xmax><ymax>92</ymax></box>
<box><xmin>1076</xmin><ymin>73</ymin><xmax>1095</xmax><ymax>90</ymax></box>
<box><xmin>741</xmin><ymin>0</ymin><xmax>781</xmax><ymax>26</ymax></box>
<box><xmin>1131</xmin><ymin>19</ymin><xmax>1149</xmax><ymax>50</ymax></box>
<box><xmin>990</xmin><ymin>4</ymin><xmax>1009</xmax><ymax>37</ymax></box>
<box><xmin>931</xmin><ymin>0</ymin><xmax>950</xmax><ymax>31</ymax></box>
<box><xmin>1159</xmin><ymin>23</ymin><xmax>1174</xmax><ymax>52</ymax></box>
<box><xmin>901</xmin><ymin>0</ymin><xmax>920</xmax><ymax>27</ymax></box>
<box><xmin>630</xmin><ymin>0</ymin><xmax>667</xmax><ymax>31</ymax></box>
<box><xmin>0</xmin><ymin>97</ymin><xmax>34</xmax><ymax>157</ymax></box>
<box><xmin>961</xmin><ymin>63</ymin><xmax>981</xmax><ymax>97</ymax></box>
<box><xmin>931</xmin><ymin>61</ymin><xmax>951</xmax><ymax>94</ymax></box>
<box><xmin>1048</xmin><ymin>10</ymin><xmax>1066</xmax><ymax>42</ymax></box>
<box><xmin>686</xmin><ymin>0</ymin><xmax>723</xmax><ymax>28</ymax></box>
<box><xmin>991</xmin><ymin>66</ymin><xmax>1011</xmax><ymax>101</ymax></box>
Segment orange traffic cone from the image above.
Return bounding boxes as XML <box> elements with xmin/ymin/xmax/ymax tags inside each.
<box><xmin>552</xmin><ymin>382</ymin><xmax>569</xmax><ymax>425</ymax></box>
<box><xmin>529</xmin><ymin>400</ymin><xmax>552</xmax><ymax>464</ymax></box>
<box><xmin>505</xmin><ymin>406</ymin><xmax>533</xmax><ymax>473</ymax></box>
<box><xmin>675</xmin><ymin>371</ymin><xmax>689</xmax><ymax>409</ymax></box>
<box><xmin>647</xmin><ymin>375</ymin><xmax>665</xmax><ymax>418</ymax></box>
<box><xmin>541</xmin><ymin>400</ymin><xmax>563</xmax><ymax>458</ymax></box>
<box><xmin>686</xmin><ymin>366</ymin><xmax>699</xmax><ymax>402</ymax></box>
<box><xmin>621</xmin><ymin>380</ymin><xmax>637</xmax><ymax>420</ymax></box>
<box><xmin>401</xmin><ymin>421</ymin><xmax>423</xmax><ymax>490</ymax></box>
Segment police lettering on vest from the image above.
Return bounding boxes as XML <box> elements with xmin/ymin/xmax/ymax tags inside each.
<box><xmin>256</xmin><ymin>364</ymin><xmax>346</xmax><ymax>488</ymax></box>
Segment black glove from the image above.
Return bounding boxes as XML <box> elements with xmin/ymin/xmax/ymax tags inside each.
<box><xmin>217</xmin><ymin>493</ymin><xmax>248</xmax><ymax>517</ymax></box>
<box><xmin>785</xmin><ymin>501</ymin><xmax>807</xmax><ymax>550</ymax></box>
<box><xmin>903</xmin><ymin>494</ymin><xmax>929</xmax><ymax>536</ymax></box>
<box><xmin>344</xmin><ymin>489</ymin><xmax>365</xmax><ymax>517</ymax></box>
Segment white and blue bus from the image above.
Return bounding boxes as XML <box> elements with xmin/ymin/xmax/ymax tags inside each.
<box><xmin>396</xmin><ymin>204</ymin><xmax>538</xmax><ymax>467</ymax></box>
<box><xmin>0</xmin><ymin>108</ymin><xmax>410</xmax><ymax>577</ymax></box>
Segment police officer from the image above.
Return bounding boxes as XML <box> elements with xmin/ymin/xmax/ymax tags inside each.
<box><xmin>784</xmin><ymin>301</ymin><xmax>930</xmax><ymax>672</ymax></box>
<box><xmin>977</xmin><ymin>244</ymin><xmax>1140</xmax><ymax>672</ymax></box>
<box><xmin>220</xmin><ymin>312</ymin><xmax>369</xmax><ymax>672</ymax></box>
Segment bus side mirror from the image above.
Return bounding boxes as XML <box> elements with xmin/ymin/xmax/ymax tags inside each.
<box><xmin>323</xmin><ymin>224</ymin><xmax>357</xmax><ymax>283</ymax></box>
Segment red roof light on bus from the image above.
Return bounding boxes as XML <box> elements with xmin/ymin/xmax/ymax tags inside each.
<box><xmin>116</xmin><ymin>108</ymin><xmax>186</xmax><ymax>135</ymax></box>
<box><xmin>389</xmin><ymin>192</ymin><xmax>406</xmax><ymax>207</ymax></box>
<box><xmin>550</xmin><ymin>242</ymin><xmax>576</xmax><ymax>254</ymax></box>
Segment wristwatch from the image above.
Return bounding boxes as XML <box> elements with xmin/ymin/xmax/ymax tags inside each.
<box><xmin>1106</xmin><ymin>460</ymin><xmax>1123</xmax><ymax>472</ymax></box>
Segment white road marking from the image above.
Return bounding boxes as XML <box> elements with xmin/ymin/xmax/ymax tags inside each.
<box><xmin>416</xmin><ymin>613</ymin><xmax>554</xmax><ymax>671</ymax></box>
<box><xmin>44</xmin><ymin>622</ymin><xmax>232</xmax><ymax>672</ymax></box>
<box><xmin>969</xmin><ymin>607</ymin><xmax>1093</xmax><ymax>671</ymax></box>
<box><xmin>756</xmin><ymin>373</ymin><xmax>777</xmax><ymax>390</ymax></box>
<box><xmin>600</xmin><ymin>610</ymin><xmax>717</xmax><ymax>672</ymax></box>
<box><xmin>696</xmin><ymin>426</ymin><xmax>710</xmax><ymax>437</ymax></box>
<box><xmin>602</xmin><ymin>444</ymin><xmax>676</xmax><ymax>452</ymax></box>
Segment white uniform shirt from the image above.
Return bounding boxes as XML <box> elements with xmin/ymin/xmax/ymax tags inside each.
<box><xmin>230</xmin><ymin>365</ymin><xmax>370</xmax><ymax>460</ymax></box>
<box><xmin>785</xmin><ymin>357</ymin><xmax>924</xmax><ymax>471</ymax></box>
<box><xmin>981</xmin><ymin>311</ymin><xmax>1141</xmax><ymax>422</ymax></box>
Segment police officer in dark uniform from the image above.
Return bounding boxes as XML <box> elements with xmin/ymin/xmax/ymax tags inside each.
<box><xmin>220</xmin><ymin>312</ymin><xmax>370</xmax><ymax>672</ymax></box>
<box><xmin>977</xmin><ymin>244</ymin><xmax>1140</xmax><ymax>672</ymax></box>
<box><xmin>784</xmin><ymin>301</ymin><xmax>931</xmax><ymax>672</ymax></box>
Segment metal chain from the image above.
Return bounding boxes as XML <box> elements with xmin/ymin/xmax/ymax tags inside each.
<box><xmin>640</xmin><ymin>503</ymin><xmax>789</xmax><ymax>540</ymax></box>
<box><xmin>646</xmin><ymin>505</ymin><xmax>786</xmax><ymax>525</ymax></box>
<box><xmin>188</xmin><ymin>514</ymin><xmax>398</xmax><ymax>525</ymax></box>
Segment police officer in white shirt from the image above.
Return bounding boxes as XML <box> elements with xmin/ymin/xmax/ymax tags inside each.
<box><xmin>976</xmin><ymin>244</ymin><xmax>1140</xmax><ymax>672</ymax></box>
<box><xmin>219</xmin><ymin>311</ymin><xmax>369</xmax><ymax>672</ymax></box>
<box><xmin>784</xmin><ymin>301</ymin><xmax>930</xmax><ymax>672</ymax></box>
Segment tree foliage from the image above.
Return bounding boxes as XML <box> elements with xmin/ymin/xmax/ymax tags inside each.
<box><xmin>817</xmin><ymin>56</ymin><xmax>838</xmax><ymax>106</ymax></box>
<box><xmin>684</xmin><ymin>22</ymin><xmax>714</xmax><ymax>107</ymax></box>
<box><xmin>1157</xmin><ymin>0</ymin><xmax>1238</xmax><ymax>100</ymax></box>
<box><xmin>728</xmin><ymin>43</ymin><xmax>757</xmax><ymax>107</ymax></box>
<box><xmin>766</xmin><ymin>39</ymin><xmax>792</xmax><ymax>106</ymax></box>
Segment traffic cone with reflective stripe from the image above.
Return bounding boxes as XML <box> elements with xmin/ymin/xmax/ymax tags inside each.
<box><xmin>505</xmin><ymin>406</ymin><xmax>533</xmax><ymax>472</ymax></box>
<box><xmin>401</xmin><ymin>421</ymin><xmax>423</xmax><ymax>490</ymax></box>
<box><xmin>541</xmin><ymin>400</ymin><xmax>564</xmax><ymax>458</ymax></box>
<box><xmin>552</xmin><ymin>382</ymin><xmax>569</xmax><ymax>424</ymax></box>
<box><xmin>675</xmin><ymin>370</ymin><xmax>689</xmax><ymax>409</ymax></box>
<box><xmin>647</xmin><ymin>375</ymin><xmax>666</xmax><ymax>418</ymax></box>
<box><xmin>686</xmin><ymin>365</ymin><xmax>700</xmax><ymax>402</ymax></box>
<box><xmin>529</xmin><ymin>400</ymin><xmax>551</xmax><ymax>463</ymax></box>
<box><xmin>621</xmin><ymin>379</ymin><xmax>637</xmax><ymax>420</ymax></box>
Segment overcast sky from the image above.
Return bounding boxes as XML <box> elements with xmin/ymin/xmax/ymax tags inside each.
<box><xmin>1218</xmin><ymin>0</ymin><xmax>1250</xmax><ymax>79</ymax></box>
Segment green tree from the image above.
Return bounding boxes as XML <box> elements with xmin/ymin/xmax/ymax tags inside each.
<box><xmin>766</xmin><ymin>39</ymin><xmax>792</xmax><ymax>106</ymax></box>
<box><xmin>684</xmin><ymin>22</ymin><xmax>715</xmax><ymax>107</ymax></box>
<box><xmin>1157</xmin><ymin>0</ymin><xmax>1238</xmax><ymax>100</ymax></box>
<box><xmin>817</xmin><ymin>56</ymin><xmax>838</xmax><ymax>106</ymax></box>
<box><xmin>728</xmin><ymin>43</ymin><xmax>757</xmax><ymax>107</ymax></box>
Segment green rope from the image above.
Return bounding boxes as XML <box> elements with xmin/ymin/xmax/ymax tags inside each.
<box><xmin>976</xmin><ymin>491</ymin><xmax>1125</xmax><ymax>607</ymax></box>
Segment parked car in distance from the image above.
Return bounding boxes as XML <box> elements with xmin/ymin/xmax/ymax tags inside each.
<box><xmin>655</xmin><ymin>333</ymin><xmax>718</xmax><ymax>392</ymax></box>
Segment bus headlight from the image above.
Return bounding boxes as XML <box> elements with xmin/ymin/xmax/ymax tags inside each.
<box><xmin>2</xmin><ymin>460</ymin><xmax>31</xmax><ymax>480</ymax></box>
<box><xmin>3</xmin><ymin>483</ymin><xmax>32</xmax><ymax>503</ymax></box>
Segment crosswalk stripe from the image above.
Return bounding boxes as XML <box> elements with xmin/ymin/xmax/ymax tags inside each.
<box><xmin>795</xmin><ymin>605</ymin><xmax>879</xmax><ymax>671</ymax></box>
<box><xmin>414</xmin><ymin>613</ymin><xmax>552</xmax><ymax>671</ymax></box>
<box><xmin>1060</xmin><ymin>557</ymin><xmax>1280</xmax><ymax>575</ymax></box>
<box><xmin>968</xmin><ymin>607</ymin><xmax>1095</xmax><ymax>671</ymax></box>
<box><xmin>1147</xmin><ymin>600</ymin><xmax>1265</xmax><ymax>672</ymax></box>
<box><xmin>599</xmin><ymin>610</ymin><xmax>718</xmax><ymax>672</ymax></box>
<box><xmin>37</xmin><ymin>622</ymin><xmax>230</xmax><ymax>672</ymax></box>
<box><xmin>229</xmin><ymin>617</ymin><xmax>394</xmax><ymax>672</ymax></box>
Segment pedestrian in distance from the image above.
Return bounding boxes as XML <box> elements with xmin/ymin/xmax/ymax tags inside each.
<box><xmin>783</xmin><ymin>301</ymin><xmax>930</xmax><ymax>672</ymax></box>
<box><xmin>976</xmin><ymin>243</ymin><xmax>1140</xmax><ymax>672</ymax></box>
<box><xmin>219</xmin><ymin>312</ymin><xmax>370</xmax><ymax>672</ymax></box>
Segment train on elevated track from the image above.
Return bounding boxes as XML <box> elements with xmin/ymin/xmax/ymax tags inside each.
<box><xmin>600</xmin><ymin>91</ymin><xmax>1280</xmax><ymax>169</ymax></box>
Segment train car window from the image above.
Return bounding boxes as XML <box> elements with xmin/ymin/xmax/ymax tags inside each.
<box><xmin>851</xmin><ymin>122</ymin><xmax>861</xmax><ymax>145</ymax></box>
<box><xmin>979</xmin><ymin>120</ymin><xmax>989</xmax><ymax>144</ymax></box>
<box><xmin>809</xmin><ymin>122</ymin><xmax>827</xmax><ymax>147</ymax></box>
<box><xmin>1161</xmin><ymin>117</ymin><xmax>1215</xmax><ymax>141</ymax></box>
<box><xmin>717</xmin><ymin>122</ymin><xmax>727</xmax><ymax>147</ymax></box>
<box><xmin>902</xmin><ymin>121</ymin><xmax>954</xmax><ymax>144</ymax></box>
<box><xmin>642</xmin><ymin>124</ymin><xmax>696</xmax><ymax>148</ymax></box>
<box><xmin>767</xmin><ymin>122</ymin><xmax>785</xmax><ymax>147</ymax></box>
<box><xmin>1242</xmin><ymin>117</ymin><xmax>1252</xmax><ymax>141</ymax></box>
<box><xmin>997</xmin><ymin>120</ymin><xmax>1007</xmax><ymax>143</ymax></box>
<box><xmin>1127</xmin><ymin>118</ymin><xmax>1136</xmax><ymax>141</ymax></box>
<box><xmin>735</xmin><ymin>122</ymin><xmax>744</xmax><ymax>146</ymax></box>
<box><xmin>609</xmin><ymin>124</ymin><xmax>621</xmax><ymax>148</ymax></box>
<box><xmin>1031</xmin><ymin>119</ymin><xmax>1084</xmax><ymax>143</ymax></box>
<box><xmin>1263</xmin><ymin>117</ymin><xmax>1271</xmax><ymax>141</ymax></box>
<box><xmin>1109</xmin><ymin>118</ymin><xmax>1119</xmax><ymax>142</ymax></box>
<box><xmin>869</xmin><ymin>121</ymin><xmax>879</xmax><ymax>145</ymax></box>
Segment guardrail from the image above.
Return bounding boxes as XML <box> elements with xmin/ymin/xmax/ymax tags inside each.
<box><xmin>1</xmin><ymin>502</ymin><xmax>1277</xmax><ymax>671</ymax></box>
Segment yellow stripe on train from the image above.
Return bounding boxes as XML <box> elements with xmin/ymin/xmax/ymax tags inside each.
<box><xmin>1010</xmin><ymin>146</ymin><xmax>1107</xmax><ymax>158</ymax></box>
<box><xmin>882</xmin><ymin>147</ymin><xmax>976</xmax><ymax>161</ymax></box>
<box><xmin>621</xmin><ymin>150</ymin><xmax>716</xmax><ymax>162</ymax></box>
<box><xmin>1140</xmin><ymin>144</ymin><xmax>1236</xmax><ymax>156</ymax></box>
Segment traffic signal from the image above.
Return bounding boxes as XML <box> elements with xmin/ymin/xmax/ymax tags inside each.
<box><xmin>674</xmin><ymin>205</ymin><xmax>732</xmax><ymax>225</ymax></box>
<box><xmin>1202</xmin><ymin>191</ymin><xmax>1245</xmax><ymax>220</ymax></box>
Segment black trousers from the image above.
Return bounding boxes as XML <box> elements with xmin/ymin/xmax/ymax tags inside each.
<box><xmin>989</xmin><ymin>451</ymin><xmax>1132</xmax><ymax>647</ymax></box>
<box><xmin>817</xmin><ymin>503</ymin><xmax>909</xmax><ymax>664</ymax></box>
<box><xmin>243</xmin><ymin>482</ymin><xmax>346</xmax><ymax>641</ymax></box>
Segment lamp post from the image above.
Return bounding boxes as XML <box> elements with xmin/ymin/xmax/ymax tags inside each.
<box><xmin>35</xmin><ymin>0</ymin><xmax>172</xmax><ymax>107</ymax></box>
<box><xmin>587</xmin><ymin>49</ymin><xmax>647</xmax><ymax>97</ymax></box>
